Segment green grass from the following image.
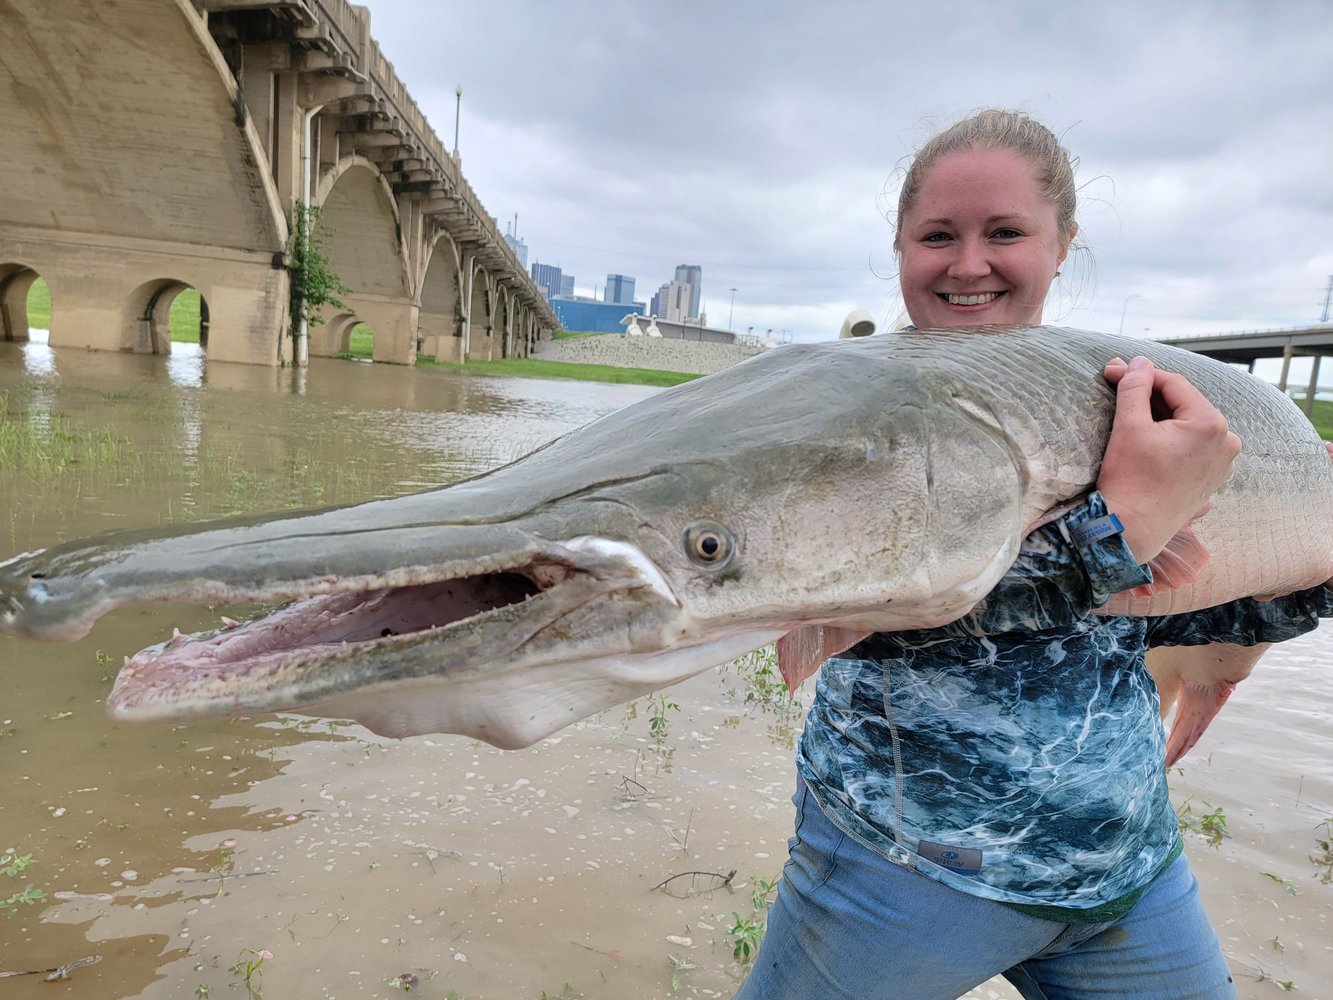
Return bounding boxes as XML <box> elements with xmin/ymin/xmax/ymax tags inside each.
<box><xmin>347</xmin><ymin>323</ymin><xmax>373</xmax><ymax>359</ymax></box>
<box><xmin>550</xmin><ymin>330</ymin><xmax>601</xmax><ymax>341</ymax></box>
<box><xmin>418</xmin><ymin>355</ymin><xmax>701</xmax><ymax>387</ymax></box>
<box><xmin>25</xmin><ymin>278</ymin><xmax>50</xmax><ymax>328</ymax></box>
<box><xmin>1308</xmin><ymin>399</ymin><xmax>1332</xmax><ymax>440</ymax></box>
<box><xmin>25</xmin><ymin>277</ymin><xmax>201</xmax><ymax>342</ymax></box>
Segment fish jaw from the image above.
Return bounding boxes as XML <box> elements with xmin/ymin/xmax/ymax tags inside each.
<box><xmin>95</xmin><ymin>532</ymin><xmax>774</xmax><ymax>749</ymax></box>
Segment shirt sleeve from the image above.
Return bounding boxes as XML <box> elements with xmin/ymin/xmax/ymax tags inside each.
<box><xmin>945</xmin><ymin>491</ymin><xmax>1151</xmax><ymax>636</ymax></box>
<box><xmin>1146</xmin><ymin>584</ymin><xmax>1333</xmax><ymax>648</ymax></box>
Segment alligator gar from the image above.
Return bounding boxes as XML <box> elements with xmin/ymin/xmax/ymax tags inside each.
<box><xmin>1</xmin><ymin>326</ymin><xmax>1329</xmax><ymax>753</ymax></box>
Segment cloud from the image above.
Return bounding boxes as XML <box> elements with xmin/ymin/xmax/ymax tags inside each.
<box><xmin>362</xmin><ymin>0</ymin><xmax>1333</xmax><ymax>341</ymax></box>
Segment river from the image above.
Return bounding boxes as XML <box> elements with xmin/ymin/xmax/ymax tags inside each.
<box><xmin>0</xmin><ymin>339</ymin><xmax>1329</xmax><ymax>999</ymax></box>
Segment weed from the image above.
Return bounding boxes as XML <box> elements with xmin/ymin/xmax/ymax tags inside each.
<box><xmin>229</xmin><ymin>947</ymin><xmax>272</xmax><ymax>995</ymax></box>
<box><xmin>729</xmin><ymin>912</ymin><xmax>765</xmax><ymax>963</ymax></box>
<box><xmin>667</xmin><ymin>952</ymin><xmax>696</xmax><ymax>992</ymax></box>
<box><xmin>649</xmin><ymin>692</ymin><xmax>680</xmax><ymax>741</ymax></box>
<box><xmin>750</xmin><ymin>874</ymin><xmax>780</xmax><ymax>912</ymax></box>
<box><xmin>1311</xmin><ymin>816</ymin><xmax>1333</xmax><ymax>884</ymax></box>
<box><xmin>1261</xmin><ymin>871</ymin><xmax>1298</xmax><ymax>895</ymax></box>
<box><xmin>540</xmin><ymin>985</ymin><xmax>581</xmax><ymax>1000</ymax></box>
<box><xmin>1175</xmin><ymin>798</ymin><xmax>1229</xmax><ymax>847</ymax></box>
<box><xmin>0</xmin><ymin>851</ymin><xmax>45</xmax><ymax>912</ymax></box>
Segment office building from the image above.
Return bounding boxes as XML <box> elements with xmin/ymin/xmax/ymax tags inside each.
<box><xmin>605</xmin><ymin>274</ymin><xmax>636</xmax><ymax>305</ymax></box>
<box><xmin>674</xmin><ymin>264</ymin><xmax>702</xmax><ymax>319</ymax></box>
<box><xmin>530</xmin><ymin>262</ymin><xmax>563</xmax><ymax>300</ymax></box>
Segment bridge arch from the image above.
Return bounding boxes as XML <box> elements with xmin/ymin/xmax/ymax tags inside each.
<box><xmin>466</xmin><ymin>261</ymin><xmax>495</xmax><ymax>361</ymax></box>
<box><xmin>418</xmin><ymin>232</ymin><xmax>464</xmax><ymax>363</ymax></box>
<box><xmin>312</xmin><ymin>157</ymin><xmax>415</xmax><ymax>364</ymax></box>
<box><xmin>126</xmin><ymin>279</ymin><xmax>210</xmax><ymax>355</ymax></box>
<box><xmin>0</xmin><ymin>264</ymin><xmax>44</xmax><ymax>343</ymax></box>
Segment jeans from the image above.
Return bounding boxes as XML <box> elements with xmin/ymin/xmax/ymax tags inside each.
<box><xmin>732</xmin><ymin>777</ymin><xmax>1237</xmax><ymax>1000</ymax></box>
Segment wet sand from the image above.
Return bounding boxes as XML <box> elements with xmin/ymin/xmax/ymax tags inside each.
<box><xmin>1</xmin><ymin>341</ymin><xmax>1329</xmax><ymax>998</ymax></box>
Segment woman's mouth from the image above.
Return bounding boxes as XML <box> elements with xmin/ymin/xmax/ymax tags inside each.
<box><xmin>939</xmin><ymin>291</ymin><xmax>1003</xmax><ymax>306</ymax></box>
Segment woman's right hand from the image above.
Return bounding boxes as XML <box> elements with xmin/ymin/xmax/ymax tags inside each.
<box><xmin>1098</xmin><ymin>356</ymin><xmax>1241</xmax><ymax>564</ymax></box>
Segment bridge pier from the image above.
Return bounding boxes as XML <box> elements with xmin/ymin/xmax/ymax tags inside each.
<box><xmin>0</xmin><ymin>0</ymin><xmax>557</xmax><ymax>371</ymax></box>
<box><xmin>0</xmin><ymin>225</ymin><xmax>287</xmax><ymax>363</ymax></box>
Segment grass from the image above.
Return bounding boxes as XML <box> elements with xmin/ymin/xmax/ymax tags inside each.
<box><xmin>344</xmin><ymin>322</ymin><xmax>698</xmax><ymax>386</ymax></box>
<box><xmin>421</xmin><ymin>356</ymin><xmax>701</xmax><ymax>386</ymax></box>
<box><xmin>1307</xmin><ymin>398</ymin><xmax>1332</xmax><ymax>440</ymax></box>
<box><xmin>25</xmin><ymin>277</ymin><xmax>202</xmax><ymax>341</ymax></box>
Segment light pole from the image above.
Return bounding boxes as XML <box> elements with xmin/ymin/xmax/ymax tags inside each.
<box><xmin>728</xmin><ymin>288</ymin><xmax>737</xmax><ymax>331</ymax></box>
<box><xmin>1118</xmin><ymin>293</ymin><xmax>1140</xmax><ymax>336</ymax></box>
<box><xmin>453</xmin><ymin>84</ymin><xmax>463</xmax><ymax>159</ymax></box>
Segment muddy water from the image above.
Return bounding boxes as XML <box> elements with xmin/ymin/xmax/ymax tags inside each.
<box><xmin>1</xmin><ymin>340</ymin><xmax>1329</xmax><ymax>1000</ymax></box>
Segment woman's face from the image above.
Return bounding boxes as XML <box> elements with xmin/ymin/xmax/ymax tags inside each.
<box><xmin>898</xmin><ymin>147</ymin><xmax>1071</xmax><ymax>330</ymax></box>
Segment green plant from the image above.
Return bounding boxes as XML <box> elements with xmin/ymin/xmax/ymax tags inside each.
<box><xmin>649</xmin><ymin>691</ymin><xmax>680</xmax><ymax>741</ymax></box>
<box><xmin>667</xmin><ymin>953</ymin><xmax>696</xmax><ymax>992</ymax></box>
<box><xmin>1176</xmin><ymin>798</ymin><xmax>1229</xmax><ymax>847</ymax></box>
<box><xmin>729</xmin><ymin>912</ymin><xmax>764</xmax><ymax>962</ymax></box>
<box><xmin>1</xmin><ymin>851</ymin><xmax>45</xmax><ymax>912</ymax></box>
<box><xmin>750</xmin><ymin>874</ymin><xmax>780</xmax><ymax>912</ymax></box>
<box><xmin>287</xmin><ymin>202</ymin><xmax>349</xmax><ymax>348</ymax></box>
<box><xmin>1311</xmin><ymin>817</ymin><xmax>1333</xmax><ymax>884</ymax></box>
<box><xmin>229</xmin><ymin>948</ymin><xmax>272</xmax><ymax>994</ymax></box>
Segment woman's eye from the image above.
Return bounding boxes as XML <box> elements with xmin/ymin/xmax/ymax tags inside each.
<box><xmin>991</xmin><ymin>227</ymin><xmax>1023</xmax><ymax>240</ymax></box>
<box><xmin>922</xmin><ymin>231</ymin><xmax>952</xmax><ymax>243</ymax></box>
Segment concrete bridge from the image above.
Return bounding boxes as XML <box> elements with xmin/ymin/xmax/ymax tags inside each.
<box><xmin>0</xmin><ymin>0</ymin><xmax>559</xmax><ymax>367</ymax></box>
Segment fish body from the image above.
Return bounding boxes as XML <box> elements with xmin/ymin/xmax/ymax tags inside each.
<box><xmin>1</xmin><ymin>326</ymin><xmax>1329</xmax><ymax>751</ymax></box>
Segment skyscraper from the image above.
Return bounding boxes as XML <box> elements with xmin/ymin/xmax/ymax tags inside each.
<box><xmin>605</xmin><ymin>274</ymin><xmax>636</xmax><ymax>305</ymax></box>
<box><xmin>530</xmin><ymin>262</ymin><xmax>562</xmax><ymax>300</ymax></box>
<box><xmin>674</xmin><ymin>264</ymin><xmax>702</xmax><ymax>320</ymax></box>
<box><xmin>503</xmin><ymin>231</ymin><xmax>528</xmax><ymax>269</ymax></box>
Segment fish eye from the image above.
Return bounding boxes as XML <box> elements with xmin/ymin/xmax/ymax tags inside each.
<box><xmin>683</xmin><ymin>520</ymin><xmax>736</xmax><ymax>570</ymax></box>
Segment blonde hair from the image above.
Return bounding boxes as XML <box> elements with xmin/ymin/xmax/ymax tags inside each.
<box><xmin>893</xmin><ymin>109</ymin><xmax>1079</xmax><ymax>253</ymax></box>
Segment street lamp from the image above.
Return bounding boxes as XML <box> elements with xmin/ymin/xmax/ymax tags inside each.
<box><xmin>1118</xmin><ymin>293</ymin><xmax>1140</xmax><ymax>336</ymax></box>
<box><xmin>453</xmin><ymin>84</ymin><xmax>463</xmax><ymax>159</ymax></box>
<box><xmin>728</xmin><ymin>288</ymin><xmax>737</xmax><ymax>331</ymax></box>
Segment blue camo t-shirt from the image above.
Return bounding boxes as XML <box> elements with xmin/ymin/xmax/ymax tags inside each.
<box><xmin>797</xmin><ymin>492</ymin><xmax>1332</xmax><ymax>911</ymax></box>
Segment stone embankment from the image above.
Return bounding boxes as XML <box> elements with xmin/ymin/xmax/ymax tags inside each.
<box><xmin>533</xmin><ymin>334</ymin><xmax>765</xmax><ymax>375</ymax></box>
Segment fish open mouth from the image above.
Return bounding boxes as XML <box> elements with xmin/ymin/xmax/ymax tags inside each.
<box><xmin>105</xmin><ymin>536</ymin><xmax>679</xmax><ymax>722</ymax></box>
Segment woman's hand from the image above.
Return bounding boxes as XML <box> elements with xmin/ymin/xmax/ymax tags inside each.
<box><xmin>1099</xmin><ymin>357</ymin><xmax>1242</xmax><ymax>564</ymax></box>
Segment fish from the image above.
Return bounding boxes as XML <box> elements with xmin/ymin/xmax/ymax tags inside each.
<box><xmin>1</xmin><ymin>326</ymin><xmax>1329</xmax><ymax>756</ymax></box>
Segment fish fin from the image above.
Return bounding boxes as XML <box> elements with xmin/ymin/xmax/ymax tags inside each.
<box><xmin>1163</xmin><ymin>679</ymin><xmax>1237</xmax><ymax>767</ymax></box>
<box><xmin>776</xmin><ymin>626</ymin><xmax>868</xmax><ymax>693</ymax></box>
<box><xmin>1125</xmin><ymin>523</ymin><xmax>1210</xmax><ymax>598</ymax></box>
<box><xmin>1150</xmin><ymin>642</ymin><xmax>1269</xmax><ymax>765</ymax></box>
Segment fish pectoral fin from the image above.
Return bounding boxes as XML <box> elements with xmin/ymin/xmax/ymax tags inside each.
<box><xmin>1125</xmin><ymin>523</ymin><xmax>1210</xmax><ymax>598</ymax></box>
<box><xmin>776</xmin><ymin>625</ymin><xmax>870</xmax><ymax>692</ymax></box>
<box><xmin>1164</xmin><ymin>678</ymin><xmax>1237</xmax><ymax>767</ymax></box>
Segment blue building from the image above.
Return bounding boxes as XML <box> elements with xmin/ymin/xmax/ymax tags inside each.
<box><xmin>605</xmin><ymin>273</ymin><xmax>636</xmax><ymax>305</ymax></box>
<box><xmin>552</xmin><ymin>297</ymin><xmax>644</xmax><ymax>333</ymax></box>
<box><xmin>530</xmin><ymin>262</ymin><xmax>562</xmax><ymax>300</ymax></box>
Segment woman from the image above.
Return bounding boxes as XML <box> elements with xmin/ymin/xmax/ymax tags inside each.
<box><xmin>733</xmin><ymin>110</ymin><xmax>1333</xmax><ymax>1000</ymax></box>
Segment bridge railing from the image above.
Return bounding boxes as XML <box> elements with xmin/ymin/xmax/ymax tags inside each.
<box><xmin>301</xmin><ymin>0</ymin><xmax>552</xmax><ymax>321</ymax></box>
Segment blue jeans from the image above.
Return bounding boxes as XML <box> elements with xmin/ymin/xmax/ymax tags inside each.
<box><xmin>733</xmin><ymin>778</ymin><xmax>1237</xmax><ymax>1000</ymax></box>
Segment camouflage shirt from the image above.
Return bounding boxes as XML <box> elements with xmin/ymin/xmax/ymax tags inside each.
<box><xmin>797</xmin><ymin>491</ymin><xmax>1333</xmax><ymax>912</ymax></box>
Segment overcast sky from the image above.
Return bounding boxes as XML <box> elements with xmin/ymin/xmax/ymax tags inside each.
<box><xmin>359</xmin><ymin>1</ymin><xmax>1332</xmax><ymax>347</ymax></box>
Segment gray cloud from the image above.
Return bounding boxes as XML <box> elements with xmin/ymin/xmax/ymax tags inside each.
<box><xmin>363</xmin><ymin>0</ymin><xmax>1333</xmax><ymax>340</ymax></box>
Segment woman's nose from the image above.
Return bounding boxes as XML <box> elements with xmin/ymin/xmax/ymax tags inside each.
<box><xmin>947</xmin><ymin>238</ymin><xmax>991</xmax><ymax>279</ymax></box>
